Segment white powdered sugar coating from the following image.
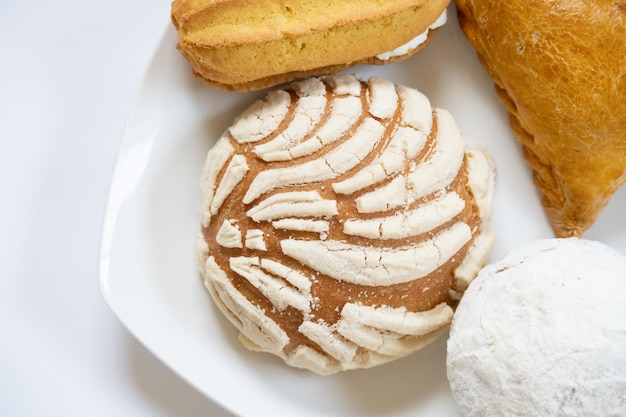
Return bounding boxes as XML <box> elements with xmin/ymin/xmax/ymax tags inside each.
<box><xmin>447</xmin><ymin>238</ymin><xmax>626</xmax><ymax>416</ymax></box>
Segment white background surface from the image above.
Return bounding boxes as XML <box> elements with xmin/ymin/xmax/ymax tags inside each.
<box><xmin>0</xmin><ymin>1</ymin><xmax>231</xmax><ymax>416</ymax></box>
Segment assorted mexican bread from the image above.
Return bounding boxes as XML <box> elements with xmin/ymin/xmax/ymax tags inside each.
<box><xmin>196</xmin><ymin>74</ymin><xmax>496</xmax><ymax>374</ymax></box>
<box><xmin>162</xmin><ymin>1</ymin><xmax>626</xmax><ymax>414</ymax></box>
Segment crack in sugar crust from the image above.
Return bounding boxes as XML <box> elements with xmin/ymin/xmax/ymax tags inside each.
<box><xmin>198</xmin><ymin>74</ymin><xmax>493</xmax><ymax>373</ymax></box>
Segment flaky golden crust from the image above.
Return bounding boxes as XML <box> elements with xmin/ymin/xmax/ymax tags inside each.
<box><xmin>171</xmin><ymin>0</ymin><xmax>450</xmax><ymax>91</ymax></box>
<box><xmin>455</xmin><ymin>0</ymin><xmax>626</xmax><ymax>237</ymax></box>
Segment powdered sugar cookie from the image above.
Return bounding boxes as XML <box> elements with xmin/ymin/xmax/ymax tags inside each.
<box><xmin>448</xmin><ymin>238</ymin><xmax>626</xmax><ymax>416</ymax></box>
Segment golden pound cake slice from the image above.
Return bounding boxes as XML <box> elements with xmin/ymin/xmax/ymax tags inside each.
<box><xmin>196</xmin><ymin>74</ymin><xmax>496</xmax><ymax>374</ymax></box>
<box><xmin>171</xmin><ymin>0</ymin><xmax>450</xmax><ymax>91</ymax></box>
<box><xmin>455</xmin><ymin>0</ymin><xmax>626</xmax><ymax>237</ymax></box>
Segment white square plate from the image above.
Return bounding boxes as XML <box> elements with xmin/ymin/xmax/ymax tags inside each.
<box><xmin>99</xmin><ymin>6</ymin><xmax>626</xmax><ymax>416</ymax></box>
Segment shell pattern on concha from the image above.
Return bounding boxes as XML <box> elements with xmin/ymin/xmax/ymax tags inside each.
<box><xmin>197</xmin><ymin>74</ymin><xmax>495</xmax><ymax>375</ymax></box>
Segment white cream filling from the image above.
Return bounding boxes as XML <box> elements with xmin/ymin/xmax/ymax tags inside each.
<box><xmin>376</xmin><ymin>9</ymin><xmax>447</xmax><ymax>60</ymax></box>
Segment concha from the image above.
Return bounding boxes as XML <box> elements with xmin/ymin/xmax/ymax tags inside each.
<box><xmin>197</xmin><ymin>74</ymin><xmax>496</xmax><ymax>374</ymax></box>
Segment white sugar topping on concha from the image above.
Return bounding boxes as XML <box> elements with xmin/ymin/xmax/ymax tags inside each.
<box><xmin>197</xmin><ymin>74</ymin><xmax>496</xmax><ymax>375</ymax></box>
